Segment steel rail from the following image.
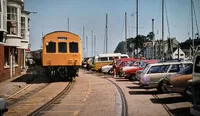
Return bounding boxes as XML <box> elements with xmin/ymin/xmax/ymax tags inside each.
<box><xmin>27</xmin><ymin>81</ymin><xmax>74</xmax><ymax>116</ymax></box>
<box><xmin>106</xmin><ymin>79</ymin><xmax>128</xmax><ymax>116</ymax></box>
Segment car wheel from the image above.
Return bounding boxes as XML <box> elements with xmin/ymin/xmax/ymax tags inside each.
<box><xmin>157</xmin><ymin>81</ymin><xmax>165</xmax><ymax>93</ymax></box>
<box><xmin>129</xmin><ymin>74</ymin><xmax>136</xmax><ymax>81</ymax></box>
<box><xmin>108</xmin><ymin>70</ymin><xmax>113</xmax><ymax>75</ymax></box>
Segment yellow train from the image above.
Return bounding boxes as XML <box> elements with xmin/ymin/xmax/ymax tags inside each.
<box><xmin>42</xmin><ymin>31</ymin><xmax>82</xmax><ymax>81</ymax></box>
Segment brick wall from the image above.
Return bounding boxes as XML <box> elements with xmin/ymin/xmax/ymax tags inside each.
<box><xmin>0</xmin><ymin>44</ymin><xmax>10</xmax><ymax>82</ymax></box>
<box><xmin>0</xmin><ymin>47</ymin><xmax>22</xmax><ymax>82</ymax></box>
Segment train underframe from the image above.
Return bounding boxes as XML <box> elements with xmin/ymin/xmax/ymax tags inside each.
<box><xmin>45</xmin><ymin>66</ymin><xmax>79</xmax><ymax>82</ymax></box>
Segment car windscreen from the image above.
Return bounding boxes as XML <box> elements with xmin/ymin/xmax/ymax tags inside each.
<box><xmin>142</xmin><ymin>64</ymin><xmax>150</xmax><ymax>74</ymax></box>
<box><xmin>129</xmin><ymin>61</ymin><xmax>136</xmax><ymax>66</ymax></box>
<box><xmin>178</xmin><ymin>65</ymin><xmax>193</xmax><ymax>74</ymax></box>
<box><xmin>147</xmin><ymin>65</ymin><xmax>170</xmax><ymax>73</ymax></box>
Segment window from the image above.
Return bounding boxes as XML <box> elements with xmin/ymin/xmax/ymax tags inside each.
<box><xmin>69</xmin><ymin>42</ymin><xmax>78</xmax><ymax>53</ymax></box>
<box><xmin>3</xmin><ymin>1</ymin><xmax>6</xmax><ymax>29</ymax></box>
<box><xmin>7</xmin><ymin>6</ymin><xmax>18</xmax><ymax>35</ymax></box>
<box><xmin>121</xmin><ymin>56</ymin><xmax>128</xmax><ymax>58</ymax></box>
<box><xmin>0</xmin><ymin>31</ymin><xmax>3</xmax><ymax>42</ymax></box>
<box><xmin>46</xmin><ymin>42</ymin><xmax>56</xmax><ymax>53</ymax></box>
<box><xmin>195</xmin><ymin>56</ymin><xmax>200</xmax><ymax>73</ymax></box>
<box><xmin>148</xmin><ymin>65</ymin><xmax>169</xmax><ymax>73</ymax></box>
<box><xmin>58</xmin><ymin>42</ymin><xmax>67</xmax><ymax>53</ymax></box>
<box><xmin>4</xmin><ymin>47</ymin><xmax>9</xmax><ymax>66</ymax></box>
<box><xmin>180</xmin><ymin>54</ymin><xmax>184</xmax><ymax>56</ymax></box>
<box><xmin>21</xmin><ymin>17</ymin><xmax>25</xmax><ymax>39</ymax></box>
<box><xmin>109</xmin><ymin>57</ymin><xmax>113</xmax><ymax>60</ymax></box>
<box><xmin>169</xmin><ymin>64</ymin><xmax>183</xmax><ymax>73</ymax></box>
<box><xmin>58</xmin><ymin>37</ymin><xmax>67</xmax><ymax>40</ymax></box>
<box><xmin>98</xmin><ymin>57</ymin><xmax>108</xmax><ymax>61</ymax></box>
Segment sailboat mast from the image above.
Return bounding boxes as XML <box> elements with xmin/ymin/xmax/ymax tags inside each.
<box><xmin>191</xmin><ymin>0</ymin><xmax>194</xmax><ymax>56</ymax></box>
<box><xmin>136</xmin><ymin>0</ymin><xmax>139</xmax><ymax>57</ymax></box>
<box><xmin>125</xmin><ymin>12</ymin><xmax>127</xmax><ymax>54</ymax></box>
<box><xmin>105</xmin><ymin>14</ymin><xmax>108</xmax><ymax>53</ymax></box>
<box><xmin>162</xmin><ymin>0</ymin><xmax>165</xmax><ymax>60</ymax></box>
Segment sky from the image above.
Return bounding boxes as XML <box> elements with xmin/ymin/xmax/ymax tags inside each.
<box><xmin>24</xmin><ymin>0</ymin><xmax>200</xmax><ymax>57</ymax></box>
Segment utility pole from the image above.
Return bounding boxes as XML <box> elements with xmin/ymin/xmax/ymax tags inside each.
<box><xmin>152</xmin><ymin>19</ymin><xmax>155</xmax><ymax>59</ymax></box>
<box><xmin>125</xmin><ymin>12</ymin><xmax>127</xmax><ymax>54</ymax></box>
<box><xmin>67</xmin><ymin>18</ymin><xmax>69</xmax><ymax>32</ymax></box>
<box><xmin>91</xmin><ymin>30</ymin><xmax>93</xmax><ymax>56</ymax></box>
<box><xmin>162</xmin><ymin>0</ymin><xmax>165</xmax><ymax>60</ymax></box>
<box><xmin>86</xmin><ymin>36</ymin><xmax>88</xmax><ymax>57</ymax></box>
<box><xmin>83</xmin><ymin>26</ymin><xmax>85</xmax><ymax>58</ymax></box>
<box><xmin>94</xmin><ymin>35</ymin><xmax>96</xmax><ymax>55</ymax></box>
<box><xmin>105</xmin><ymin>14</ymin><xmax>108</xmax><ymax>53</ymax></box>
<box><xmin>136</xmin><ymin>0</ymin><xmax>139</xmax><ymax>58</ymax></box>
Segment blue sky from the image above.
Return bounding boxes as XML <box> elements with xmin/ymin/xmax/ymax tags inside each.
<box><xmin>24</xmin><ymin>0</ymin><xmax>200</xmax><ymax>57</ymax></box>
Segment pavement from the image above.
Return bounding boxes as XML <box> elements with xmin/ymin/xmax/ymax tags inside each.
<box><xmin>0</xmin><ymin>66</ymin><xmax>37</xmax><ymax>98</ymax></box>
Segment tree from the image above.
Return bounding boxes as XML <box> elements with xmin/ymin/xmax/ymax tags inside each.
<box><xmin>114</xmin><ymin>41</ymin><xmax>126</xmax><ymax>54</ymax></box>
<box><xmin>146</xmin><ymin>32</ymin><xmax>154</xmax><ymax>41</ymax></box>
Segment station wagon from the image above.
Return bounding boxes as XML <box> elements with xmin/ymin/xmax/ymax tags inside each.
<box><xmin>139</xmin><ymin>61</ymin><xmax>193</xmax><ymax>91</ymax></box>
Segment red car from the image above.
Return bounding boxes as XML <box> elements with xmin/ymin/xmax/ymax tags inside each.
<box><xmin>109</xmin><ymin>58</ymin><xmax>137</xmax><ymax>75</ymax></box>
<box><xmin>123</xmin><ymin>60</ymin><xmax>158</xmax><ymax>81</ymax></box>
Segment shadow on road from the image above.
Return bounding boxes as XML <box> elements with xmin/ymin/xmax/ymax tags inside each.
<box><xmin>129</xmin><ymin>90</ymin><xmax>158</xmax><ymax>95</ymax></box>
<box><xmin>169</xmin><ymin>107</ymin><xmax>192</xmax><ymax>116</ymax></box>
<box><xmin>150</xmin><ymin>96</ymin><xmax>188</xmax><ymax>104</ymax></box>
<box><xmin>115</xmin><ymin>79</ymin><xmax>130</xmax><ymax>82</ymax></box>
<box><xmin>127</xmin><ymin>86</ymin><xmax>143</xmax><ymax>89</ymax></box>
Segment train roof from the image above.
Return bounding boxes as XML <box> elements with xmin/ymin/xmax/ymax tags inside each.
<box><xmin>42</xmin><ymin>31</ymin><xmax>80</xmax><ymax>39</ymax></box>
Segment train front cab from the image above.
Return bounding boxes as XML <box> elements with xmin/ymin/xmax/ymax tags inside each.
<box><xmin>42</xmin><ymin>31</ymin><xmax>82</xmax><ymax>81</ymax></box>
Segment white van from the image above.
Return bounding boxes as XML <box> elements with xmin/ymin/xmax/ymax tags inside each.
<box><xmin>93</xmin><ymin>53</ymin><xmax>129</xmax><ymax>71</ymax></box>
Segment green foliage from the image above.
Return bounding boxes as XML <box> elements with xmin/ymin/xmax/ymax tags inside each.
<box><xmin>114</xmin><ymin>41</ymin><xmax>126</xmax><ymax>54</ymax></box>
<box><xmin>146</xmin><ymin>32</ymin><xmax>155</xmax><ymax>41</ymax></box>
<box><xmin>114</xmin><ymin>32</ymin><xmax>154</xmax><ymax>53</ymax></box>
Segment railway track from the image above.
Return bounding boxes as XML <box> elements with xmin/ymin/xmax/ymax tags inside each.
<box><xmin>6</xmin><ymin>67</ymin><xmax>51</xmax><ymax>107</ymax></box>
<box><xmin>146</xmin><ymin>89</ymin><xmax>173</xmax><ymax>116</ymax></box>
<box><xmin>7</xmin><ymin>83</ymin><xmax>51</xmax><ymax>107</ymax></box>
<box><xmin>27</xmin><ymin>81</ymin><xmax>74</xmax><ymax>116</ymax></box>
<box><xmin>106</xmin><ymin>78</ymin><xmax>128</xmax><ymax>116</ymax></box>
<box><xmin>93</xmin><ymin>71</ymin><xmax>128</xmax><ymax>116</ymax></box>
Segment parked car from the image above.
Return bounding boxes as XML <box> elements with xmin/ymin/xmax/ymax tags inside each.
<box><xmin>163</xmin><ymin>65</ymin><xmax>193</xmax><ymax>93</ymax></box>
<box><xmin>189</xmin><ymin>52</ymin><xmax>200</xmax><ymax>115</ymax></box>
<box><xmin>101</xmin><ymin>63</ymin><xmax>113</xmax><ymax>74</ymax></box>
<box><xmin>108</xmin><ymin>58</ymin><xmax>136</xmax><ymax>75</ymax></box>
<box><xmin>0</xmin><ymin>98</ymin><xmax>8</xmax><ymax>115</ymax></box>
<box><xmin>139</xmin><ymin>61</ymin><xmax>193</xmax><ymax>91</ymax></box>
<box><xmin>121</xmin><ymin>60</ymin><xmax>158</xmax><ymax>81</ymax></box>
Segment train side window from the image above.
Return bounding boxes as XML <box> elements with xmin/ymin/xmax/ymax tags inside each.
<box><xmin>46</xmin><ymin>42</ymin><xmax>56</xmax><ymax>53</ymax></box>
<box><xmin>58</xmin><ymin>42</ymin><xmax>67</xmax><ymax>53</ymax></box>
<box><xmin>69</xmin><ymin>42</ymin><xmax>78</xmax><ymax>53</ymax></box>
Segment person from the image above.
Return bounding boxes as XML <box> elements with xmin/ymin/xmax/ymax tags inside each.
<box><xmin>86</xmin><ymin>58</ymin><xmax>90</xmax><ymax>71</ymax></box>
<box><xmin>112</xmin><ymin>57</ymin><xmax>117</xmax><ymax>78</ymax></box>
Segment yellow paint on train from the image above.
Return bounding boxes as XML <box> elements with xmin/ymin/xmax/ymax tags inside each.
<box><xmin>42</xmin><ymin>31</ymin><xmax>82</xmax><ymax>67</ymax></box>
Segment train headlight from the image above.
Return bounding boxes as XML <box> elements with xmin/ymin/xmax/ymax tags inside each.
<box><xmin>74</xmin><ymin>60</ymin><xmax>77</xmax><ymax>64</ymax></box>
<box><xmin>47</xmin><ymin>60</ymin><xmax>51</xmax><ymax>65</ymax></box>
<box><xmin>68</xmin><ymin>60</ymin><xmax>72</xmax><ymax>64</ymax></box>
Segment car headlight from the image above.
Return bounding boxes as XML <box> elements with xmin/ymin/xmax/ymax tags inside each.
<box><xmin>141</xmin><ymin>76</ymin><xmax>150</xmax><ymax>84</ymax></box>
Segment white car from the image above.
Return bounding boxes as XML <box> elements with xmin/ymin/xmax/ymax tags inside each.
<box><xmin>139</xmin><ymin>61</ymin><xmax>193</xmax><ymax>91</ymax></box>
<box><xmin>101</xmin><ymin>65</ymin><xmax>112</xmax><ymax>74</ymax></box>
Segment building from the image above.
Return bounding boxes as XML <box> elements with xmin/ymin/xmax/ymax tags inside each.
<box><xmin>143</xmin><ymin>37</ymin><xmax>186</xmax><ymax>60</ymax></box>
<box><xmin>0</xmin><ymin>0</ymin><xmax>30</xmax><ymax>82</ymax></box>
